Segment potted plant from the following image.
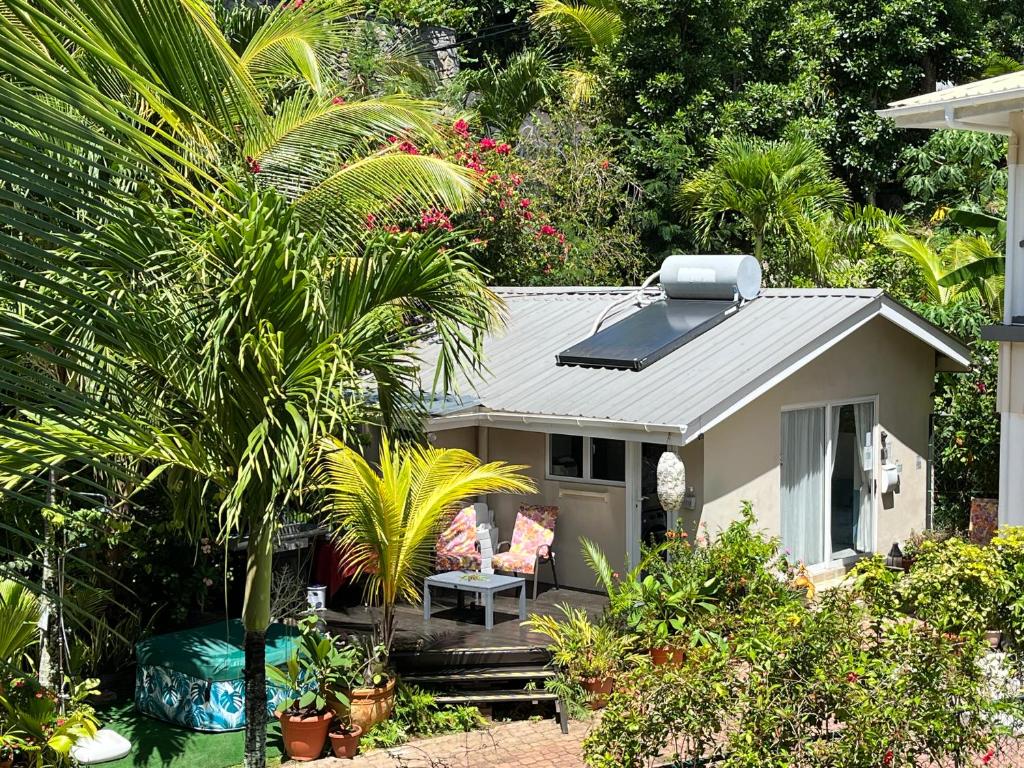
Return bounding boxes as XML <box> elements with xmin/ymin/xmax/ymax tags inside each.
<box><xmin>524</xmin><ymin>605</ymin><xmax>632</xmax><ymax>709</ymax></box>
<box><xmin>328</xmin><ymin>714</ymin><xmax>363</xmax><ymax>759</ymax></box>
<box><xmin>628</xmin><ymin>573</ymin><xmax>718</xmax><ymax>665</ymax></box>
<box><xmin>0</xmin><ymin>730</ymin><xmax>27</xmax><ymax>768</ymax></box>
<box><xmin>316</xmin><ymin>434</ymin><xmax>534</xmax><ymax>725</ymax></box>
<box><xmin>266</xmin><ymin>616</ymin><xmax>358</xmax><ymax>762</ymax></box>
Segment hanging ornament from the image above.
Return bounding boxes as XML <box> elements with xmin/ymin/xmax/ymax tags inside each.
<box><xmin>657</xmin><ymin>451</ymin><xmax>686</xmax><ymax>513</ymax></box>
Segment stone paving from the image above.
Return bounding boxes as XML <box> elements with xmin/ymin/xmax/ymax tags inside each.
<box><xmin>300</xmin><ymin>718</ymin><xmax>593</xmax><ymax>768</ymax></box>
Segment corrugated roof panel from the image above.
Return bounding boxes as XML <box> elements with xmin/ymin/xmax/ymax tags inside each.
<box><xmin>417</xmin><ymin>288</ymin><xmax>890</xmax><ymax>432</ymax></box>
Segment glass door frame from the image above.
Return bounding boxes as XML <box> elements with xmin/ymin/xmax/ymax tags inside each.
<box><xmin>780</xmin><ymin>395</ymin><xmax>879</xmax><ymax>571</ymax></box>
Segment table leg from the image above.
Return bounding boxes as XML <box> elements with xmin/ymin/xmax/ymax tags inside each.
<box><xmin>484</xmin><ymin>591</ymin><xmax>494</xmax><ymax>630</ymax></box>
<box><xmin>423</xmin><ymin>580</ymin><xmax>431</xmax><ymax>621</ymax></box>
<box><xmin>519</xmin><ymin>582</ymin><xmax>527</xmax><ymax>621</ymax></box>
<box><xmin>457</xmin><ymin>590</ymin><xmax>465</xmax><ymax>611</ymax></box>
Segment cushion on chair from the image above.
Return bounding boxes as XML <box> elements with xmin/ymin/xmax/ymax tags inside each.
<box><xmin>491</xmin><ymin>551</ymin><xmax>536</xmax><ymax>574</ymax></box>
<box><xmin>493</xmin><ymin>505</ymin><xmax>558</xmax><ymax>576</ymax></box>
<box><xmin>436</xmin><ymin>506</ymin><xmax>480</xmax><ymax>572</ymax></box>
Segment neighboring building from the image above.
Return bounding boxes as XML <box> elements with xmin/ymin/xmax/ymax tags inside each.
<box><xmin>417</xmin><ymin>267</ymin><xmax>970</xmax><ymax>591</ymax></box>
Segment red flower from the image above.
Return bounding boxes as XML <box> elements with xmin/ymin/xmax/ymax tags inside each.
<box><xmin>510</xmin><ymin>173</ymin><xmax>522</xmax><ymax>186</ymax></box>
<box><xmin>519</xmin><ymin>198</ymin><xmax>531</xmax><ymax>208</ymax></box>
<box><xmin>882</xmin><ymin>749</ymin><xmax>893</xmax><ymax>766</ymax></box>
<box><xmin>420</xmin><ymin>208</ymin><xmax>453</xmax><ymax>231</ymax></box>
<box><xmin>977</xmin><ymin>380</ymin><xmax>988</xmax><ymax>393</ymax></box>
<box><xmin>397</xmin><ymin>141</ymin><xmax>419</xmax><ymax>155</ymax></box>
<box><xmin>540</xmin><ymin>224</ymin><xmax>558</xmax><ymax>237</ymax></box>
<box><xmin>386</xmin><ymin>135</ymin><xmax>399</xmax><ymax>144</ymax></box>
<box><xmin>982</xmin><ymin>748</ymin><xmax>995</xmax><ymax>765</ymax></box>
<box><xmin>245</xmin><ymin>155</ymin><xmax>261</xmax><ymax>174</ymax></box>
<box><xmin>846</xmin><ymin>672</ymin><xmax>859</xmax><ymax>683</ymax></box>
<box><xmin>496</xmin><ymin>143</ymin><xmax>511</xmax><ymax>155</ymax></box>
<box><xmin>523</xmin><ymin>210</ymin><xmax>533</xmax><ymax>221</ymax></box>
<box><xmin>479</xmin><ymin>137</ymin><xmax>496</xmax><ymax>150</ymax></box>
<box><xmin>600</xmin><ymin>159</ymin><xmax>610</xmax><ymax>169</ymax></box>
<box><xmin>453</xmin><ymin>119</ymin><xmax>470</xmax><ymax>137</ymax></box>
<box><xmin>465</xmin><ymin>160</ymin><xmax>484</xmax><ymax>173</ymax></box>
<box><xmin>331</xmin><ymin>96</ymin><xmax>345</xmax><ymax>105</ymax></box>
<box><xmin>292</xmin><ymin>0</ymin><xmax>304</xmax><ymax>8</ymax></box>
<box><xmin>385</xmin><ymin>224</ymin><xmax>401</xmax><ymax>234</ymax></box>
<box><xmin>365</xmin><ymin>213</ymin><xmax>377</xmax><ymax>230</ymax></box>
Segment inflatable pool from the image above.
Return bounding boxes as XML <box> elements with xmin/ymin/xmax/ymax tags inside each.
<box><xmin>134</xmin><ymin>620</ymin><xmax>300</xmax><ymax>732</ymax></box>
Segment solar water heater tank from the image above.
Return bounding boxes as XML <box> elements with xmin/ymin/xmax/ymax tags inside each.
<box><xmin>659</xmin><ymin>254</ymin><xmax>762</xmax><ymax>301</ymax></box>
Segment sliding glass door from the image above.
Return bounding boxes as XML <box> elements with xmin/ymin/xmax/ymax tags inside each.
<box><xmin>781</xmin><ymin>400</ymin><xmax>875</xmax><ymax>567</ymax></box>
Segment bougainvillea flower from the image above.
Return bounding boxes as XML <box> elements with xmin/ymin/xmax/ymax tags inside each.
<box><xmin>365</xmin><ymin>213</ymin><xmax>376</xmax><ymax>229</ymax></box>
<box><xmin>397</xmin><ymin>141</ymin><xmax>419</xmax><ymax>155</ymax></box>
<box><xmin>479</xmin><ymin>136</ymin><xmax>496</xmax><ymax>150</ymax></box>
<box><xmin>496</xmin><ymin>143</ymin><xmax>511</xmax><ymax>155</ymax></box>
<box><xmin>540</xmin><ymin>224</ymin><xmax>558</xmax><ymax>236</ymax></box>
<box><xmin>519</xmin><ymin>198</ymin><xmax>531</xmax><ymax>208</ymax></box>
<box><xmin>245</xmin><ymin>155</ymin><xmax>261</xmax><ymax>174</ymax></box>
<box><xmin>331</xmin><ymin>96</ymin><xmax>345</xmax><ymax>105</ymax></box>
<box><xmin>453</xmin><ymin>119</ymin><xmax>470</xmax><ymax>137</ymax></box>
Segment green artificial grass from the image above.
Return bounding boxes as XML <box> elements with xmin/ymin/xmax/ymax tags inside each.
<box><xmin>96</xmin><ymin>703</ymin><xmax>283</xmax><ymax>768</ymax></box>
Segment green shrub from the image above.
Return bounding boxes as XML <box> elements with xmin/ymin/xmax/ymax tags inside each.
<box><xmin>523</xmin><ymin>605</ymin><xmax>633</xmax><ymax>680</ymax></box>
<box><xmin>361</xmin><ymin>684</ymin><xmax>485</xmax><ymax>748</ymax></box>
<box><xmin>900</xmin><ymin>536</ymin><xmax>1008</xmax><ymax>634</ymax></box>
<box><xmin>847</xmin><ymin>553</ymin><xmax>902</xmax><ymax>617</ymax></box>
<box><xmin>991</xmin><ymin>526</ymin><xmax>1024</xmax><ymax>644</ymax></box>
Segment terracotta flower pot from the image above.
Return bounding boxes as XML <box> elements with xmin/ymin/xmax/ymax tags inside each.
<box><xmin>1</xmin><ymin>757</ymin><xmax>12</xmax><ymax>768</ymax></box>
<box><xmin>649</xmin><ymin>647</ymin><xmax>685</xmax><ymax>666</ymax></box>
<box><xmin>348</xmin><ymin>678</ymin><xmax>396</xmax><ymax>732</ymax></box>
<box><xmin>278</xmin><ymin>710</ymin><xmax>333</xmax><ymax>762</ymax></box>
<box><xmin>329</xmin><ymin>724</ymin><xmax>364</xmax><ymax>759</ymax></box>
<box><xmin>581</xmin><ymin>676</ymin><xmax>614</xmax><ymax>710</ymax></box>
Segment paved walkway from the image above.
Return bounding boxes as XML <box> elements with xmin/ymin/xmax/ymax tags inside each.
<box><xmin>303</xmin><ymin>718</ymin><xmax>593</xmax><ymax>768</ymax></box>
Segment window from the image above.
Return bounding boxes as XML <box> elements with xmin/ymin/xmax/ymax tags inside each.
<box><xmin>592</xmin><ymin>438</ymin><xmax>625</xmax><ymax>482</ymax></box>
<box><xmin>548</xmin><ymin>434</ymin><xmax>625</xmax><ymax>484</ymax></box>
<box><xmin>549</xmin><ymin>434</ymin><xmax>583</xmax><ymax>478</ymax></box>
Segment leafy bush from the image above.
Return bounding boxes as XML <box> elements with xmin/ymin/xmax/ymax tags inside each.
<box><xmin>900</xmin><ymin>536</ymin><xmax>1008</xmax><ymax>634</ymax></box>
<box><xmin>361</xmin><ymin>684</ymin><xmax>484</xmax><ymax>748</ymax></box>
<box><xmin>523</xmin><ymin>605</ymin><xmax>633</xmax><ymax>680</ymax></box>
<box><xmin>991</xmin><ymin>526</ymin><xmax>1024</xmax><ymax>644</ymax></box>
<box><xmin>847</xmin><ymin>554</ymin><xmax>902</xmax><ymax>617</ymax></box>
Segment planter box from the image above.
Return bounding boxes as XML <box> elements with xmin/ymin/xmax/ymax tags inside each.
<box><xmin>134</xmin><ymin>620</ymin><xmax>299</xmax><ymax>732</ymax></box>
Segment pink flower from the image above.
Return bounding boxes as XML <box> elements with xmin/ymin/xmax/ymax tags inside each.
<box><xmin>540</xmin><ymin>224</ymin><xmax>558</xmax><ymax>237</ymax></box>
<box><xmin>882</xmin><ymin>749</ymin><xmax>893</xmax><ymax>766</ymax></box>
<box><xmin>292</xmin><ymin>0</ymin><xmax>304</xmax><ymax>8</ymax></box>
<box><xmin>365</xmin><ymin>213</ymin><xmax>377</xmax><ymax>229</ymax></box>
<box><xmin>203</xmin><ymin>578</ymin><xmax>214</xmax><ymax>587</ymax></box>
<box><xmin>846</xmin><ymin>672</ymin><xmax>859</xmax><ymax>683</ymax></box>
<box><xmin>332</xmin><ymin>96</ymin><xmax>345</xmax><ymax>105</ymax></box>
<box><xmin>982</xmin><ymin>747</ymin><xmax>995</xmax><ymax>765</ymax></box>
<box><xmin>479</xmin><ymin>137</ymin><xmax>496</xmax><ymax>150</ymax></box>
<box><xmin>386</xmin><ymin>135</ymin><xmax>399</xmax><ymax>144</ymax></box>
<box><xmin>420</xmin><ymin>208</ymin><xmax>453</xmax><ymax>231</ymax></box>
<box><xmin>523</xmin><ymin>210</ymin><xmax>533</xmax><ymax>221</ymax></box>
<box><xmin>453</xmin><ymin>119</ymin><xmax>470</xmax><ymax>137</ymax></box>
<box><xmin>519</xmin><ymin>198</ymin><xmax>531</xmax><ymax>208</ymax></box>
<box><xmin>496</xmin><ymin>143</ymin><xmax>511</xmax><ymax>155</ymax></box>
<box><xmin>510</xmin><ymin>173</ymin><xmax>522</xmax><ymax>186</ymax></box>
<box><xmin>611</xmin><ymin>571</ymin><xmax>620</xmax><ymax>579</ymax></box>
<box><xmin>600</xmin><ymin>159</ymin><xmax>610</xmax><ymax>169</ymax></box>
<box><xmin>245</xmin><ymin>155</ymin><xmax>261</xmax><ymax>174</ymax></box>
<box><xmin>977</xmin><ymin>380</ymin><xmax>988</xmax><ymax>393</ymax></box>
<box><xmin>397</xmin><ymin>141</ymin><xmax>419</xmax><ymax>155</ymax></box>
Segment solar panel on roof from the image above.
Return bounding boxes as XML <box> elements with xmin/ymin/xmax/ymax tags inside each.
<box><xmin>555</xmin><ymin>299</ymin><xmax>738</xmax><ymax>371</ymax></box>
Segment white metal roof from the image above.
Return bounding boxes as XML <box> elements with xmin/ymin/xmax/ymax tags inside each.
<box><xmin>877</xmin><ymin>71</ymin><xmax>1024</xmax><ymax>133</ymax></box>
<box><xmin>418</xmin><ymin>287</ymin><xmax>971</xmax><ymax>446</ymax></box>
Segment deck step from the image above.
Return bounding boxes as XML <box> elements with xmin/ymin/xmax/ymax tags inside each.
<box><xmin>391</xmin><ymin>645</ymin><xmax>550</xmax><ymax>673</ymax></box>
<box><xmin>403</xmin><ymin>666</ymin><xmax>556</xmax><ymax>686</ymax></box>
<box><xmin>432</xmin><ymin>689</ymin><xmax>560</xmax><ymax>706</ymax></box>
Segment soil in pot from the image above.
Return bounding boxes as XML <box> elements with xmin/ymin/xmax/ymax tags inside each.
<box><xmin>329</xmin><ymin>724</ymin><xmax>364</xmax><ymax>759</ymax></box>
<box><xmin>581</xmin><ymin>676</ymin><xmax>614</xmax><ymax>710</ymax></box>
<box><xmin>650</xmin><ymin>647</ymin><xmax>685</xmax><ymax>666</ymax></box>
<box><xmin>278</xmin><ymin>710</ymin><xmax>333</xmax><ymax>762</ymax></box>
<box><xmin>348</xmin><ymin>678</ymin><xmax>396</xmax><ymax>732</ymax></box>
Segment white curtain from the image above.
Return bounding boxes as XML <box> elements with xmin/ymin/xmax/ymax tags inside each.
<box><xmin>852</xmin><ymin>402</ymin><xmax>874</xmax><ymax>552</ymax></box>
<box><xmin>781</xmin><ymin>408</ymin><xmax>825</xmax><ymax>566</ymax></box>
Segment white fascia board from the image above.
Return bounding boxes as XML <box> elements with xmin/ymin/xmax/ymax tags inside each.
<box><xmin>427</xmin><ymin>410</ymin><xmax>689</xmax><ymax>445</ymax></box>
<box><xmin>877</xmin><ymin>299</ymin><xmax>971</xmax><ymax>371</ymax></box>
<box><xmin>878</xmin><ymin>98</ymin><xmax>1022</xmax><ymax>134</ymax></box>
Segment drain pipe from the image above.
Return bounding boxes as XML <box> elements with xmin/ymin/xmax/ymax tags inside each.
<box><xmin>587</xmin><ymin>270</ymin><xmax>662</xmax><ymax>338</ymax></box>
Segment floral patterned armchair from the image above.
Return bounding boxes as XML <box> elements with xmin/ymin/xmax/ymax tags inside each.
<box><xmin>492</xmin><ymin>504</ymin><xmax>559</xmax><ymax>598</ymax></box>
<box><xmin>435</xmin><ymin>505</ymin><xmax>481</xmax><ymax>572</ymax></box>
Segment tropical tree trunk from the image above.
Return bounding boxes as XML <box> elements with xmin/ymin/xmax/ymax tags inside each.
<box><xmin>243</xmin><ymin>522</ymin><xmax>274</xmax><ymax>768</ymax></box>
<box><xmin>38</xmin><ymin>468</ymin><xmax>61</xmax><ymax>690</ymax></box>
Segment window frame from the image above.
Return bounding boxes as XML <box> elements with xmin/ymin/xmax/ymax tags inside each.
<box><xmin>545</xmin><ymin>433</ymin><xmax>627</xmax><ymax>487</ymax></box>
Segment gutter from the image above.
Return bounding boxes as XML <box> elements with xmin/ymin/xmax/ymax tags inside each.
<box><xmin>427</xmin><ymin>409</ymin><xmax>689</xmax><ymax>443</ymax></box>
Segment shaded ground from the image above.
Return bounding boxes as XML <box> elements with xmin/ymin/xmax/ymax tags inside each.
<box><xmin>97</xmin><ymin>703</ymin><xmax>283</xmax><ymax>768</ymax></box>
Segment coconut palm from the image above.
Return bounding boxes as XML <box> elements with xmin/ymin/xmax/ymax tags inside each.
<box><xmin>316</xmin><ymin>435</ymin><xmax>535</xmax><ymax>655</ymax></box>
<box><xmin>677</xmin><ymin>136</ymin><xmax>849</xmax><ymax>282</ymax></box>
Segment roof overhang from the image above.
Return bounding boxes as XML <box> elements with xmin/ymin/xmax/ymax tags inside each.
<box><xmin>426</xmin><ymin>409</ymin><xmax>690</xmax><ymax>446</ymax></box>
<box><xmin>877</xmin><ymin>74</ymin><xmax>1024</xmax><ymax>134</ymax></box>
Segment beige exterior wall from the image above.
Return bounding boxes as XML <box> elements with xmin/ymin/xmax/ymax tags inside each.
<box><xmin>433</xmin><ymin>426</ymin><xmax>626</xmax><ymax>591</ymax></box>
<box><xmin>701</xmin><ymin>316</ymin><xmax>934</xmax><ymax>562</ymax></box>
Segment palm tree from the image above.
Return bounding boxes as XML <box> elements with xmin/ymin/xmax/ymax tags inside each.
<box><xmin>880</xmin><ymin>230</ymin><xmax>1003</xmax><ymax>312</ymax></box>
<box><xmin>0</xmin><ymin>2</ymin><xmax>497</xmax><ymax>764</ymax></box>
<box><xmin>315</xmin><ymin>435</ymin><xmax>535</xmax><ymax>656</ymax></box>
<box><xmin>677</xmin><ymin>136</ymin><xmax>849</xmax><ymax>282</ymax></box>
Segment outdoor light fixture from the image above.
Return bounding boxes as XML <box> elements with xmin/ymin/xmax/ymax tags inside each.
<box><xmin>657</xmin><ymin>450</ymin><xmax>686</xmax><ymax>513</ymax></box>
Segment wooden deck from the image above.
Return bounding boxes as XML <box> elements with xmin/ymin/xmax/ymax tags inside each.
<box><xmin>324</xmin><ymin>584</ymin><xmax>607</xmax><ymax>653</ymax></box>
